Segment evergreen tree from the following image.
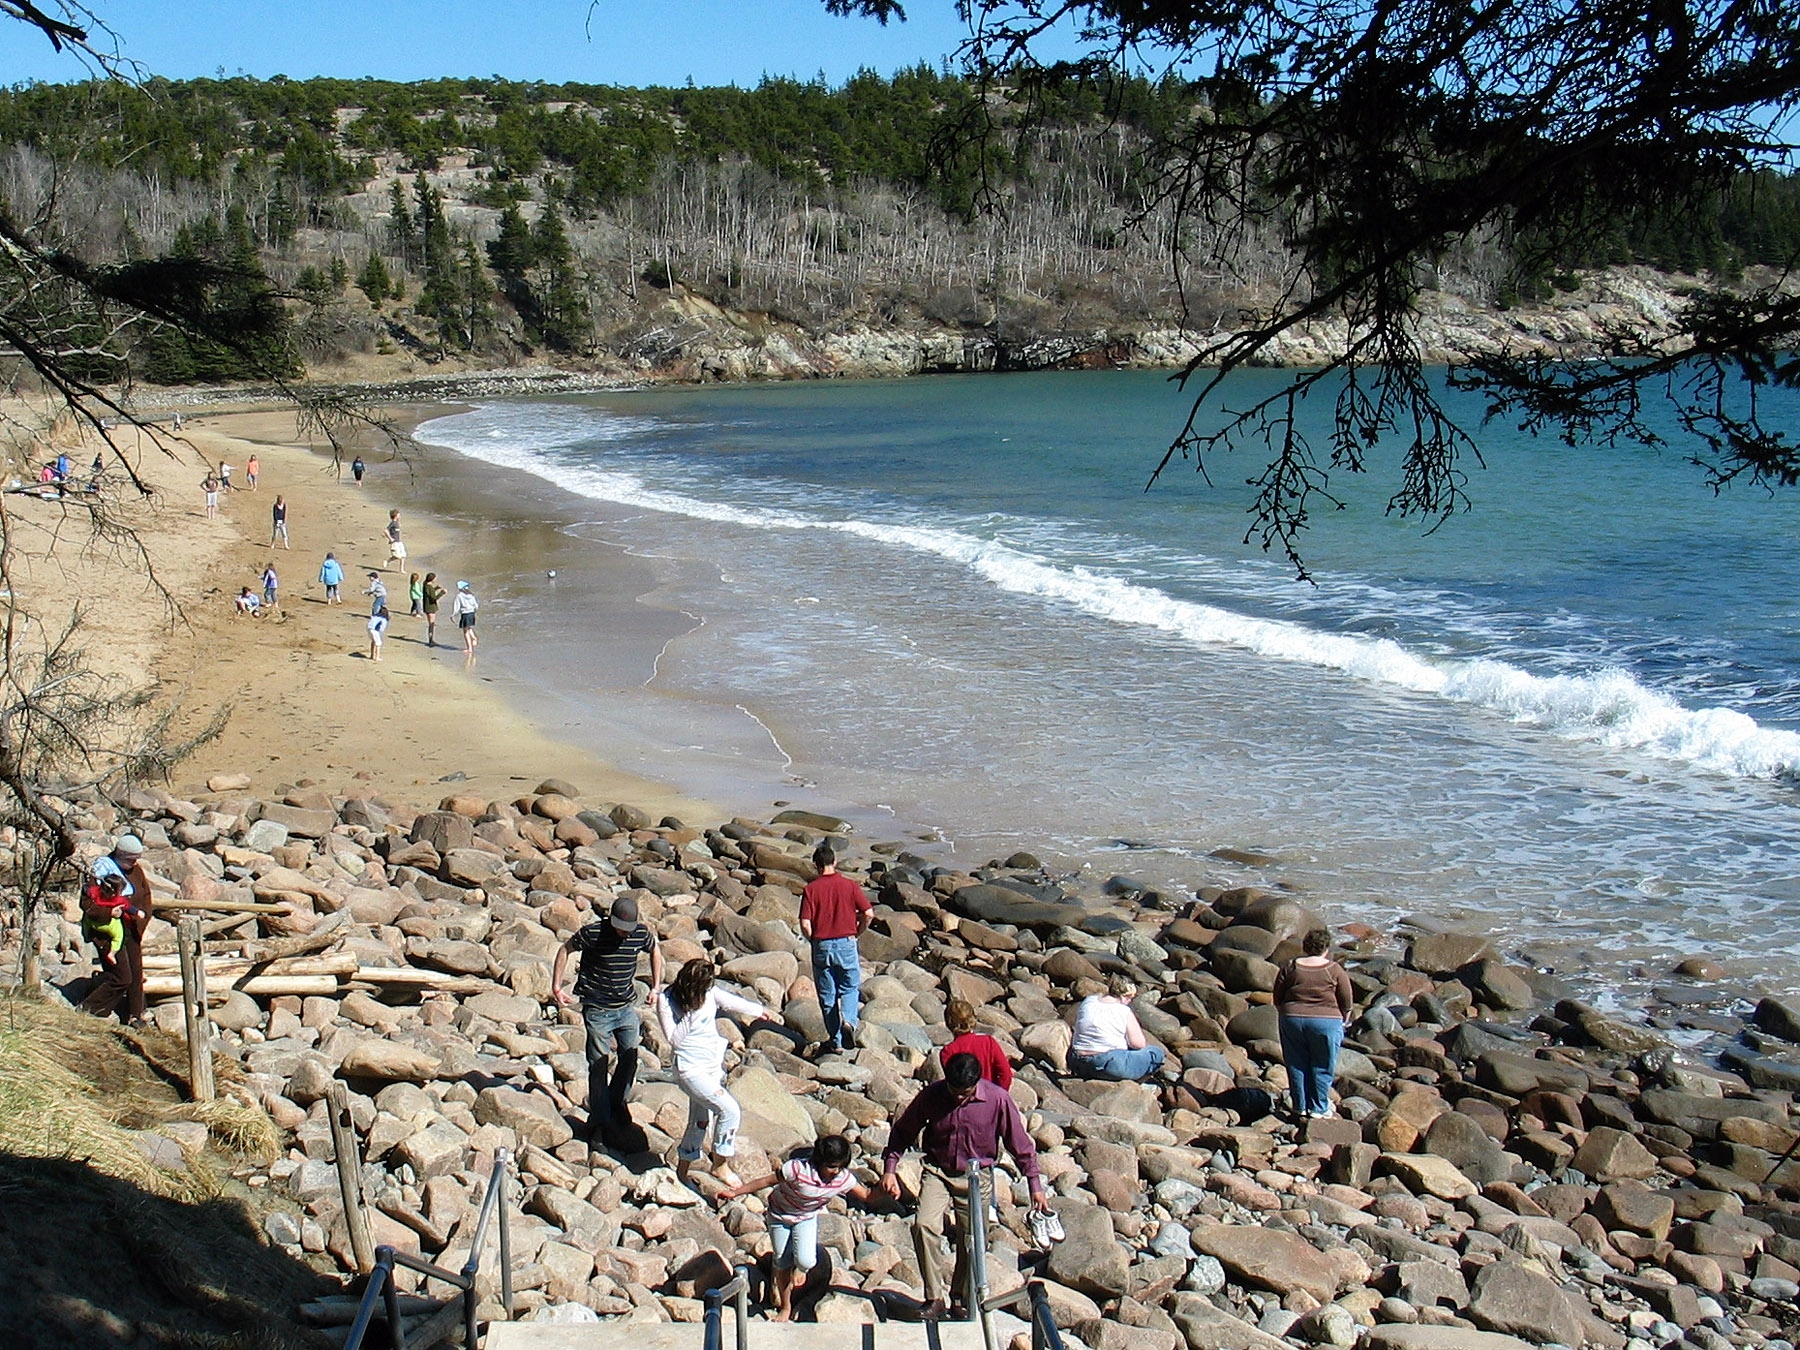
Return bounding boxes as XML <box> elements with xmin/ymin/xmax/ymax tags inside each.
<box><xmin>356</xmin><ymin>253</ymin><xmax>391</xmax><ymax>304</ymax></box>
<box><xmin>386</xmin><ymin>179</ymin><xmax>415</xmax><ymax>268</ymax></box>
<box><xmin>328</xmin><ymin>256</ymin><xmax>350</xmax><ymax>293</ymax></box>
<box><xmin>529</xmin><ymin>203</ymin><xmax>587</xmax><ymax>352</ymax></box>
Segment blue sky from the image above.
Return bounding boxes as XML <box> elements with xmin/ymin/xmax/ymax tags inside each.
<box><xmin>1</xmin><ymin>1</ymin><xmax>1029</xmax><ymax>88</ymax></box>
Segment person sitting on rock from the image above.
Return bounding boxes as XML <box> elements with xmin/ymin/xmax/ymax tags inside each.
<box><xmin>879</xmin><ymin>1052</ymin><xmax>1051</xmax><ymax>1319</ymax></box>
<box><xmin>939</xmin><ymin>998</ymin><xmax>1013</xmax><ymax>1088</ymax></box>
<box><xmin>717</xmin><ymin>1133</ymin><xmax>879</xmax><ymax>1321</ymax></box>
<box><xmin>1069</xmin><ymin>974</ymin><xmax>1165</xmax><ymax>1081</ymax></box>
<box><xmin>551</xmin><ymin>894</ymin><xmax>664</xmax><ymax>1153</ymax></box>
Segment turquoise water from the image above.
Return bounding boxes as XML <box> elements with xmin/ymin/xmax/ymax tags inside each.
<box><xmin>417</xmin><ymin>369</ymin><xmax>1800</xmax><ymax>1000</ymax></box>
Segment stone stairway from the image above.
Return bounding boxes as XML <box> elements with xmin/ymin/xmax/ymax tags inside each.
<box><xmin>487</xmin><ymin>1315</ymin><xmax>1028</xmax><ymax>1350</ymax></box>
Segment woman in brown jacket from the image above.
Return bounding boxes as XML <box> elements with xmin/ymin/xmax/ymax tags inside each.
<box><xmin>1273</xmin><ymin>927</ymin><xmax>1353</xmax><ymax>1120</ymax></box>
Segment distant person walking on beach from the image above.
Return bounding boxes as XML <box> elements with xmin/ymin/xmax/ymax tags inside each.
<box><xmin>552</xmin><ymin>894</ymin><xmax>664</xmax><ymax>1152</ymax></box>
<box><xmin>260</xmin><ymin>562</ymin><xmax>279</xmax><ymax>611</ymax></box>
<box><xmin>350</xmin><ymin>454</ymin><xmax>365</xmax><ymax>485</ymax></box>
<box><xmin>81</xmin><ymin>835</ymin><xmax>152</xmax><ymax>1027</ymax></box>
<box><xmin>451</xmin><ymin>580</ymin><xmax>479</xmax><ymax>653</ymax></box>
<box><xmin>244</xmin><ymin>454</ymin><xmax>258</xmax><ymax>489</ymax></box>
<box><xmin>270</xmin><ymin>494</ymin><xmax>289</xmax><ymax>548</ymax></box>
<box><xmin>1273</xmin><ymin>928</ymin><xmax>1353</xmax><ymax>1120</ymax></box>
<box><xmin>420</xmin><ymin>572</ymin><xmax>444</xmax><ymax>644</ymax></box>
<box><xmin>385</xmin><ymin>510</ymin><xmax>406</xmax><ymax>568</ymax></box>
<box><xmin>219</xmin><ymin>461</ymin><xmax>233</xmax><ymax>491</ymax></box>
<box><xmin>656</xmin><ymin>957</ymin><xmax>775</xmax><ymax>1186</ymax></box>
<box><xmin>800</xmin><ymin>845</ymin><xmax>872</xmax><ymax>1055</ymax></box>
<box><xmin>318</xmin><ymin>552</ymin><xmax>344</xmax><ymax>604</ymax></box>
<box><xmin>407</xmin><ymin>572</ymin><xmax>423</xmax><ymax>617</ymax></box>
<box><xmin>201</xmin><ymin>471</ymin><xmax>220</xmax><ymax>518</ymax></box>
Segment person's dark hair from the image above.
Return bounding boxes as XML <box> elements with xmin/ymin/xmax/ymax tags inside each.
<box><xmin>1303</xmin><ymin>928</ymin><xmax>1331</xmax><ymax>956</ymax></box>
<box><xmin>813</xmin><ymin>845</ymin><xmax>836</xmax><ymax>870</ymax></box>
<box><xmin>945</xmin><ymin>1052</ymin><xmax>982</xmax><ymax>1092</ymax></box>
<box><xmin>668</xmin><ymin>958</ymin><xmax>716</xmax><ymax>1015</ymax></box>
<box><xmin>813</xmin><ymin>1134</ymin><xmax>852</xmax><ymax>1169</ymax></box>
<box><xmin>945</xmin><ymin>998</ymin><xmax>977</xmax><ymax>1035</ymax></box>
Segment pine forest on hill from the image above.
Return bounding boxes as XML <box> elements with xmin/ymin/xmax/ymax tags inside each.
<box><xmin>1</xmin><ymin>70</ymin><xmax>1798</xmax><ymax>386</ymax></box>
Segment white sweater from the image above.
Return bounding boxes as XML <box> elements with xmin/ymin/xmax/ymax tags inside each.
<box><xmin>657</xmin><ymin>987</ymin><xmax>766</xmax><ymax>1079</ymax></box>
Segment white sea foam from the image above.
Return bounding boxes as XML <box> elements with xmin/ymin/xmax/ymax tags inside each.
<box><xmin>417</xmin><ymin>409</ymin><xmax>1800</xmax><ymax>783</ymax></box>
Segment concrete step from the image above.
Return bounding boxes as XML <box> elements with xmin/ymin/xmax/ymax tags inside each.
<box><xmin>488</xmin><ymin>1312</ymin><xmax>1027</xmax><ymax>1350</ymax></box>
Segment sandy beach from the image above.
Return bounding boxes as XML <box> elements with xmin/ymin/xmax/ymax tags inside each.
<box><xmin>2</xmin><ymin>398</ymin><xmax>716</xmax><ymax>819</ymax></box>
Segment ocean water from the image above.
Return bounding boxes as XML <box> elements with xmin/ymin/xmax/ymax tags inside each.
<box><xmin>415</xmin><ymin>369</ymin><xmax>1800</xmax><ymax>1001</ymax></box>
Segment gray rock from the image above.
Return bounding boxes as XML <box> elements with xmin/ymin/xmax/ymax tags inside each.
<box><xmin>1365</xmin><ymin>1329</ymin><xmax>1538</xmax><ymax>1350</ymax></box>
<box><xmin>242</xmin><ymin>819</ymin><xmax>289</xmax><ymax>853</ymax></box>
<box><xmin>1467</xmin><ymin>1259</ymin><xmax>1584</xmax><ymax>1347</ymax></box>
<box><xmin>1046</xmin><ymin>1199</ymin><xmax>1130</xmax><ymax>1297</ymax></box>
<box><xmin>1179</xmin><ymin>1254</ymin><xmax>1226</xmax><ymax>1295</ymax></box>
<box><xmin>1422</xmin><ymin>1110</ymin><xmax>1511</xmax><ymax>1185</ymax></box>
<box><xmin>947</xmin><ymin>883</ymin><xmax>1088</xmax><ymax>931</ymax></box>
<box><xmin>1150</xmin><ymin>1221</ymin><xmax>1196</xmax><ymax>1259</ymax></box>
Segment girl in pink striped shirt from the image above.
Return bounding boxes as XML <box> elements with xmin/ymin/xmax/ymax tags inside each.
<box><xmin>718</xmin><ymin>1135</ymin><xmax>876</xmax><ymax>1320</ymax></box>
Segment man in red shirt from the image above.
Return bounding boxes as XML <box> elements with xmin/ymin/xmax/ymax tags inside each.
<box><xmin>799</xmin><ymin>845</ymin><xmax>872</xmax><ymax>1054</ymax></box>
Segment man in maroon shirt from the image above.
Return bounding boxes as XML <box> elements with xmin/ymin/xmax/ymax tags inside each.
<box><xmin>880</xmin><ymin>1053</ymin><xmax>1051</xmax><ymax>1316</ymax></box>
<box><xmin>799</xmin><ymin>845</ymin><xmax>871</xmax><ymax>1053</ymax></box>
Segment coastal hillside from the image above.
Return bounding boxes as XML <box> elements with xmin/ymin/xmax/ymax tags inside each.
<box><xmin>2</xmin><ymin>73</ymin><xmax>1798</xmax><ymax>386</ymax></box>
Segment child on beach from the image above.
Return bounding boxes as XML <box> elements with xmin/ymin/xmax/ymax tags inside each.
<box><xmin>219</xmin><ymin>462</ymin><xmax>233</xmax><ymax>490</ymax></box>
<box><xmin>202</xmin><ymin>472</ymin><xmax>220</xmax><ymax>518</ymax></box>
<box><xmin>234</xmin><ymin>586</ymin><xmax>261</xmax><ymax>616</ymax></box>
<box><xmin>655</xmin><ymin>958</ymin><xmax>775</xmax><ymax>1190</ymax></box>
<box><xmin>451</xmin><ymin>580</ymin><xmax>479</xmax><ymax>653</ymax></box>
<box><xmin>365</xmin><ymin>571</ymin><xmax>389</xmax><ymax>661</ymax></box>
<box><xmin>716</xmin><ymin>1135</ymin><xmax>878</xmax><ymax>1321</ymax></box>
<box><xmin>270</xmin><ymin>494</ymin><xmax>289</xmax><ymax>548</ymax></box>
<box><xmin>261</xmin><ymin>562</ymin><xmax>278</xmax><ymax>611</ymax></box>
<box><xmin>350</xmin><ymin>455</ymin><xmax>365</xmax><ymax>484</ymax></box>
<box><xmin>385</xmin><ymin>510</ymin><xmax>405</xmax><ymax>567</ymax></box>
<box><xmin>319</xmin><ymin>552</ymin><xmax>344</xmax><ymax>604</ymax></box>
<box><xmin>245</xmin><ymin>454</ymin><xmax>258</xmax><ymax>489</ymax></box>
<box><xmin>408</xmin><ymin>572</ymin><xmax>423</xmax><ymax>617</ymax></box>
<box><xmin>421</xmin><ymin>572</ymin><xmax>444</xmax><ymax>645</ymax></box>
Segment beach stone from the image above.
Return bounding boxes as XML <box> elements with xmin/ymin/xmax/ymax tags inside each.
<box><xmin>442</xmin><ymin>849</ymin><xmax>509</xmax><ymax>886</ymax></box>
<box><xmin>1235</xmin><ymin>893</ymin><xmax>1319</xmax><ymax>942</ymax></box>
<box><xmin>1466</xmin><ymin>1259</ymin><xmax>1584</xmax><ymax>1347</ymax></box>
<box><xmin>1422</xmin><ymin>1110</ymin><xmax>1510</xmax><ymax>1185</ymax></box>
<box><xmin>243</xmin><ymin>819</ymin><xmax>289</xmax><ymax>853</ymax></box>
<box><xmin>1675</xmin><ymin>957</ymin><xmax>1724</xmax><ymax>980</ymax></box>
<box><xmin>1408</xmin><ymin>932</ymin><xmax>1496</xmax><ymax>975</ymax></box>
<box><xmin>1210</xmin><ymin>925</ymin><xmax>1280</xmax><ymax>959</ymax></box>
<box><xmin>1383</xmin><ymin>1260</ymin><xmax>1469</xmax><ymax>1310</ymax></box>
<box><xmin>411</xmin><ymin>811</ymin><xmax>475</xmax><ymax>854</ymax></box>
<box><xmin>1569</xmin><ymin>1126</ymin><xmax>1658</xmax><ymax>1181</ymax></box>
<box><xmin>1378</xmin><ymin>1152</ymin><xmax>1477</xmax><ymax>1200</ymax></box>
<box><xmin>473</xmin><ymin>1086</ymin><xmax>573</xmax><ymax>1149</ymax></box>
<box><xmin>1467</xmin><ymin>960</ymin><xmax>1534</xmax><ymax>1011</ymax></box>
<box><xmin>1210</xmin><ymin>948</ymin><xmax>1280</xmax><ymax>994</ymax></box>
<box><xmin>212</xmin><ymin>989</ymin><xmax>263</xmax><ymax>1032</ymax></box>
<box><xmin>464</xmin><ymin>991</ymin><xmax>541</xmax><ymax>1025</ymax></box>
<box><xmin>1020</xmin><ymin>1019</ymin><xmax>1072</xmax><ymax>1072</ymax></box>
<box><xmin>1754</xmin><ymin>997</ymin><xmax>1800</xmax><ymax>1043</ymax></box>
<box><xmin>340</xmin><ymin>1039</ymin><xmax>441</xmax><ymax>1083</ymax></box>
<box><xmin>1297</xmin><ymin>1304</ymin><xmax>1359</xmax><ymax>1349</ymax></box>
<box><xmin>1170</xmin><ymin>1293</ymin><xmax>1295</xmax><ymax>1350</ymax></box>
<box><xmin>1475</xmin><ymin>1049</ymin><xmax>1588</xmax><ymax>1097</ymax></box>
<box><xmin>1365</xmin><ymin>1329</ymin><xmax>1537</xmax><ymax>1350</ymax></box>
<box><xmin>393</xmin><ymin>1120</ymin><xmax>469</xmax><ymax>1180</ymax></box>
<box><xmin>256</xmin><ymin>802</ymin><xmax>337</xmax><ymax>839</ymax></box>
<box><xmin>1047</xmin><ymin>1199</ymin><xmax>1130</xmax><ymax>1297</ymax></box>
<box><xmin>1593</xmin><ymin>1180</ymin><xmax>1675</xmax><ymax>1240</ymax></box>
<box><xmin>1189</xmin><ymin>1222</ymin><xmax>1342</xmax><ymax>1303</ymax></box>
<box><xmin>730</xmin><ymin>1067</ymin><xmax>816</xmax><ymax>1145</ymax></box>
<box><xmin>207</xmin><ymin>772</ymin><xmax>253</xmax><ymax>793</ymax></box>
<box><xmin>948</xmin><ymin>883</ymin><xmax>1087</xmax><ymax>931</ymax></box>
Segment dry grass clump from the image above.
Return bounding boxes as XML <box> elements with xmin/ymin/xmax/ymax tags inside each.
<box><xmin>0</xmin><ymin>995</ymin><xmax>278</xmax><ymax>1197</ymax></box>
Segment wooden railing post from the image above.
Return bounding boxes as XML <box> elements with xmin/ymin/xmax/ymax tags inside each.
<box><xmin>327</xmin><ymin>1080</ymin><xmax>375</xmax><ymax>1274</ymax></box>
<box><xmin>176</xmin><ymin>917</ymin><xmax>215</xmax><ymax>1101</ymax></box>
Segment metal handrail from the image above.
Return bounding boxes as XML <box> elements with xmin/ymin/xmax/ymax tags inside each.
<box><xmin>964</xmin><ymin>1161</ymin><xmax>994</xmax><ymax>1350</ymax></box>
<box><xmin>702</xmin><ymin>1265</ymin><xmax>751</xmax><ymax>1350</ymax></box>
<box><xmin>343</xmin><ymin>1147</ymin><xmax>515</xmax><ymax>1350</ymax></box>
<box><xmin>983</xmin><ymin>1282</ymin><xmax>1066</xmax><ymax>1350</ymax></box>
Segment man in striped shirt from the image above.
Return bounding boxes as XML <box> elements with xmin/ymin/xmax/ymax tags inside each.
<box><xmin>553</xmin><ymin>894</ymin><xmax>664</xmax><ymax>1151</ymax></box>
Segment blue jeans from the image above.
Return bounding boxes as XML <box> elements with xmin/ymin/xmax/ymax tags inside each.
<box><xmin>769</xmin><ymin>1215</ymin><xmax>819</xmax><ymax>1271</ymax></box>
<box><xmin>582</xmin><ymin>1002</ymin><xmax>641</xmax><ymax>1132</ymax></box>
<box><xmin>811</xmin><ymin>936</ymin><xmax>863</xmax><ymax>1049</ymax></box>
<box><xmin>1071</xmin><ymin>1045</ymin><xmax>1165</xmax><ymax>1081</ymax></box>
<box><xmin>1279</xmin><ymin>1014</ymin><xmax>1343</xmax><ymax>1116</ymax></box>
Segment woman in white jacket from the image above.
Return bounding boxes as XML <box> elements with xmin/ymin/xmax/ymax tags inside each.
<box><xmin>657</xmin><ymin>957</ymin><xmax>775</xmax><ymax>1185</ymax></box>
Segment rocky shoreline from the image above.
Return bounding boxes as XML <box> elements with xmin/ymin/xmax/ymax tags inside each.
<box><xmin>6</xmin><ymin>774</ymin><xmax>1800</xmax><ymax>1349</ymax></box>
